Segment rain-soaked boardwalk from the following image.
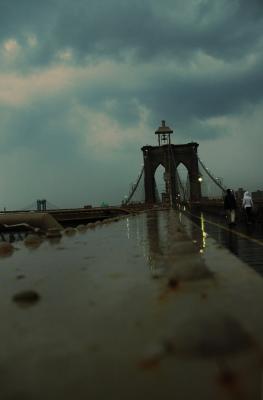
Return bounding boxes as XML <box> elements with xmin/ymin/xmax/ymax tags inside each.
<box><xmin>1</xmin><ymin>210</ymin><xmax>263</xmax><ymax>399</ymax></box>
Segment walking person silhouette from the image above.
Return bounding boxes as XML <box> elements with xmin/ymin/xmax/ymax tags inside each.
<box><xmin>224</xmin><ymin>189</ymin><xmax>237</xmax><ymax>226</ymax></box>
<box><xmin>242</xmin><ymin>191</ymin><xmax>253</xmax><ymax>224</ymax></box>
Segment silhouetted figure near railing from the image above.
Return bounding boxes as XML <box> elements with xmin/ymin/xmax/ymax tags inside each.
<box><xmin>224</xmin><ymin>189</ymin><xmax>237</xmax><ymax>226</ymax></box>
<box><xmin>242</xmin><ymin>191</ymin><xmax>254</xmax><ymax>224</ymax></box>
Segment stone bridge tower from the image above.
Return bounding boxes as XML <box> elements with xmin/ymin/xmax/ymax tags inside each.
<box><xmin>142</xmin><ymin>121</ymin><xmax>201</xmax><ymax>205</ymax></box>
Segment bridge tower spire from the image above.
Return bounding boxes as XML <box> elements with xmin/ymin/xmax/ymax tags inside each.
<box><xmin>141</xmin><ymin>120</ymin><xmax>201</xmax><ymax>206</ymax></box>
<box><xmin>155</xmin><ymin>120</ymin><xmax>173</xmax><ymax>146</ymax></box>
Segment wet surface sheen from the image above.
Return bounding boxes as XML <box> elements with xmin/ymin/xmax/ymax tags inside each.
<box><xmin>0</xmin><ymin>210</ymin><xmax>263</xmax><ymax>400</ymax></box>
<box><xmin>185</xmin><ymin>211</ymin><xmax>263</xmax><ymax>275</ymax></box>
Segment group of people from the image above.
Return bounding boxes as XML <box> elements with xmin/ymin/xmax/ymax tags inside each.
<box><xmin>224</xmin><ymin>189</ymin><xmax>254</xmax><ymax>225</ymax></box>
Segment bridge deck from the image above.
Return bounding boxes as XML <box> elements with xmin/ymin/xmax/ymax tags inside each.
<box><xmin>0</xmin><ymin>210</ymin><xmax>263</xmax><ymax>399</ymax></box>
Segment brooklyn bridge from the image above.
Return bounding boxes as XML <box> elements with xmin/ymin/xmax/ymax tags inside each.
<box><xmin>1</xmin><ymin>120</ymin><xmax>262</xmax><ymax>272</ymax></box>
<box><xmin>0</xmin><ymin>122</ymin><xmax>263</xmax><ymax>399</ymax></box>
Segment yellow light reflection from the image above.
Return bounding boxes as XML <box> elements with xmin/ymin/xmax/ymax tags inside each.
<box><xmin>126</xmin><ymin>218</ymin><xmax>130</xmax><ymax>240</ymax></box>
<box><xmin>200</xmin><ymin>212</ymin><xmax>206</xmax><ymax>251</ymax></box>
<box><xmin>179</xmin><ymin>212</ymin><xmax>182</xmax><ymax>223</ymax></box>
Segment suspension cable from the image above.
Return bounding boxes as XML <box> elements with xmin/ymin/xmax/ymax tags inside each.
<box><xmin>21</xmin><ymin>202</ymin><xmax>37</xmax><ymax>211</ymax></box>
<box><xmin>46</xmin><ymin>201</ymin><xmax>60</xmax><ymax>210</ymax></box>
<box><xmin>197</xmin><ymin>156</ymin><xmax>226</xmax><ymax>192</ymax></box>
<box><xmin>125</xmin><ymin>166</ymin><xmax>144</xmax><ymax>205</ymax></box>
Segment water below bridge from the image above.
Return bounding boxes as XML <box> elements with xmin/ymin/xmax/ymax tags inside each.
<box><xmin>183</xmin><ymin>210</ymin><xmax>263</xmax><ymax>276</ymax></box>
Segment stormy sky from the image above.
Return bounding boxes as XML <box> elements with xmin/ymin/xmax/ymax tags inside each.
<box><xmin>0</xmin><ymin>0</ymin><xmax>263</xmax><ymax>209</ymax></box>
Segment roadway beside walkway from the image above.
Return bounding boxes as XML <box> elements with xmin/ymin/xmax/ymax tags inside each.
<box><xmin>183</xmin><ymin>209</ymin><xmax>263</xmax><ymax>275</ymax></box>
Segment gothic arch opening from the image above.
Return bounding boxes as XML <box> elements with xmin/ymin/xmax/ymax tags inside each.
<box><xmin>154</xmin><ymin>164</ymin><xmax>166</xmax><ymax>204</ymax></box>
<box><xmin>176</xmin><ymin>162</ymin><xmax>190</xmax><ymax>203</ymax></box>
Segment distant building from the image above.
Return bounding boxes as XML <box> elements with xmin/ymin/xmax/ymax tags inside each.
<box><xmin>235</xmin><ymin>188</ymin><xmax>263</xmax><ymax>202</ymax></box>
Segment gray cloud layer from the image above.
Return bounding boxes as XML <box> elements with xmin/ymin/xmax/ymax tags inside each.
<box><xmin>1</xmin><ymin>0</ymin><xmax>262</xmax><ymax>61</ymax></box>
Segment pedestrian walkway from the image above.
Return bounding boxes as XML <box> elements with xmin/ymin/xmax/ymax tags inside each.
<box><xmin>0</xmin><ymin>210</ymin><xmax>263</xmax><ymax>399</ymax></box>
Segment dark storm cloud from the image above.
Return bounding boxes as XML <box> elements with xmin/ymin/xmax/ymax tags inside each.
<box><xmin>143</xmin><ymin>55</ymin><xmax>263</xmax><ymax>124</ymax></box>
<box><xmin>48</xmin><ymin>0</ymin><xmax>262</xmax><ymax>62</ymax></box>
<box><xmin>70</xmin><ymin>48</ymin><xmax>263</xmax><ymax>139</ymax></box>
<box><xmin>0</xmin><ymin>0</ymin><xmax>55</xmax><ymax>39</ymax></box>
<box><xmin>2</xmin><ymin>0</ymin><xmax>262</xmax><ymax>125</ymax></box>
<box><xmin>1</xmin><ymin>0</ymin><xmax>263</xmax><ymax>125</ymax></box>
<box><xmin>1</xmin><ymin>0</ymin><xmax>263</xmax><ymax>65</ymax></box>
